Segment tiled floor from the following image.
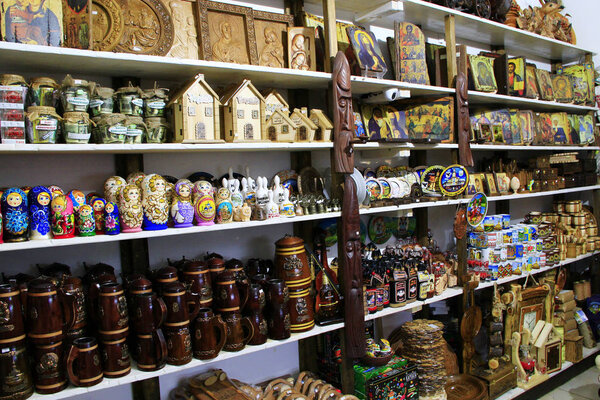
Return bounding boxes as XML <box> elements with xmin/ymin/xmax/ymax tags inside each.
<box><xmin>541</xmin><ymin>366</ymin><xmax>600</xmax><ymax>400</ymax></box>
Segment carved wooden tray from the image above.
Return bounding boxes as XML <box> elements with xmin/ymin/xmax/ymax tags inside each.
<box><xmin>92</xmin><ymin>0</ymin><xmax>125</xmax><ymax>51</ymax></box>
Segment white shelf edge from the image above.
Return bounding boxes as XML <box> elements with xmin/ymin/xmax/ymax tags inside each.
<box><xmin>469</xmin><ymin>144</ymin><xmax>600</xmax><ymax>151</ymax></box>
<box><xmin>469</xmin><ymin>91</ymin><xmax>599</xmax><ymax>112</ymax></box>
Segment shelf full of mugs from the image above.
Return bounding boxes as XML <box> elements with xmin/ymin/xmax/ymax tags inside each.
<box><xmin>0</xmin><ymin>42</ymin><xmax>452</xmax><ymax>97</ymax></box>
<box><xmin>315</xmin><ymin>0</ymin><xmax>595</xmax><ymax>63</ymax></box>
<box><xmin>468</xmin><ymin>91</ymin><xmax>600</xmax><ymax>113</ymax></box>
<box><xmin>28</xmin><ymin>321</ymin><xmax>346</xmax><ymax>400</ymax></box>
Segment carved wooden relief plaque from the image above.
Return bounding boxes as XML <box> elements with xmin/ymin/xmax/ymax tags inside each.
<box><xmin>166</xmin><ymin>0</ymin><xmax>198</xmax><ymax>59</ymax></box>
<box><xmin>92</xmin><ymin>0</ymin><xmax>124</xmax><ymax>51</ymax></box>
<box><xmin>253</xmin><ymin>10</ymin><xmax>293</xmax><ymax>68</ymax></box>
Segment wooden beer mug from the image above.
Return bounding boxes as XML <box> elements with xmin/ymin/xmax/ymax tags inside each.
<box><xmin>274</xmin><ymin>236</ymin><xmax>311</xmax><ymax>290</ymax></box>
<box><xmin>67</xmin><ymin>337</ymin><xmax>103</xmax><ymax>387</ymax></box>
<box><xmin>193</xmin><ymin>308</ymin><xmax>226</xmax><ymax>360</ymax></box>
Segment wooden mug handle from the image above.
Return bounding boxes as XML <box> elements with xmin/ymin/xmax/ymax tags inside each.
<box><xmin>66</xmin><ymin>344</ymin><xmax>81</xmax><ymax>387</ymax></box>
<box><xmin>153</xmin><ymin>296</ymin><xmax>167</xmax><ymax>329</ymax></box>
<box><xmin>213</xmin><ymin>315</ymin><xmax>227</xmax><ymax>355</ymax></box>
<box><xmin>240</xmin><ymin>316</ymin><xmax>254</xmax><ymax>346</ymax></box>
<box><xmin>187</xmin><ymin>292</ymin><xmax>201</xmax><ymax>321</ymax></box>
<box><xmin>154</xmin><ymin>329</ymin><xmax>168</xmax><ymax>367</ymax></box>
<box><xmin>60</xmin><ymin>289</ymin><xmax>77</xmax><ymax>332</ymax></box>
<box><xmin>87</xmin><ymin>283</ymin><xmax>101</xmax><ymax>325</ymax></box>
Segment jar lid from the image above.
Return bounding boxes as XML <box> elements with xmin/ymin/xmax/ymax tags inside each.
<box><xmin>116</xmin><ymin>86</ymin><xmax>143</xmax><ymax>95</ymax></box>
<box><xmin>143</xmin><ymin>88</ymin><xmax>169</xmax><ymax>99</ymax></box>
<box><xmin>28</xmin><ymin>277</ymin><xmax>56</xmax><ymax>292</ymax></box>
<box><xmin>156</xmin><ymin>266</ymin><xmax>178</xmax><ymax>278</ymax></box>
<box><xmin>30</xmin><ymin>77</ymin><xmax>59</xmax><ymax>89</ymax></box>
<box><xmin>62</xmin><ymin>74</ymin><xmax>91</xmax><ymax>88</ymax></box>
<box><xmin>26</xmin><ymin>106</ymin><xmax>61</xmax><ymax>120</ymax></box>
<box><xmin>0</xmin><ymin>74</ymin><xmax>26</xmax><ymax>86</ymax></box>
<box><xmin>125</xmin><ymin>116</ymin><xmax>145</xmax><ymax>125</ymax></box>
<box><xmin>275</xmin><ymin>235</ymin><xmax>304</xmax><ymax>247</ymax></box>
<box><xmin>93</xmin><ymin>86</ymin><xmax>115</xmax><ymax>98</ymax></box>
<box><xmin>95</xmin><ymin>113</ymin><xmax>127</xmax><ymax>125</ymax></box>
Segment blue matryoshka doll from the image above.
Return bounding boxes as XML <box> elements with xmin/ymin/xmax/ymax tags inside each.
<box><xmin>28</xmin><ymin>186</ymin><xmax>52</xmax><ymax>240</ymax></box>
<box><xmin>1</xmin><ymin>188</ymin><xmax>29</xmax><ymax>242</ymax></box>
<box><xmin>104</xmin><ymin>202</ymin><xmax>120</xmax><ymax>235</ymax></box>
<box><xmin>171</xmin><ymin>179</ymin><xmax>194</xmax><ymax>228</ymax></box>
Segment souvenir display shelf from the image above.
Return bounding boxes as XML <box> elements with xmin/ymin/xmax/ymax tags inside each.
<box><xmin>1</xmin><ymin>185</ymin><xmax>598</xmax><ymax>253</ymax></box>
<box><xmin>316</xmin><ymin>0</ymin><xmax>596</xmax><ymax>62</ymax></box>
<box><xmin>468</xmin><ymin>91</ymin><xmax>599</xmax><ymax>112</ymax></box>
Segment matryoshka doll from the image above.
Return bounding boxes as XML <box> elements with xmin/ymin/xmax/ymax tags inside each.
<box><xmin>118</xmin><ymin>184</ymin><xmax>143</xmax><ymax>233</ymax></box>
<box><xmin>194</xmin><ymin>181</ymin><xmax>215</xmax><ymax>227</ymax></box>
<box><xmin>91</xmin><ymin>197</ymin><xmax>106</xmax><ymax>234</ymax></box>
<box><xmin>1</xmin><ymin>188</ymin><xmax>29</xmax><ymax>242</ymax></box>
<box><xmin>104</xmin><ymin>202</ymin><xmax>120</xmax><ymax>235</ymax></box>
<box><xmin>171</xmin><ymin>179</ymin><xmax>194</xmax><ymax>228</ymax></box>
<box><xmin>48</xmin><ymin>185</ymin><xmax>64</xmax><ymax>199</ymax></box>
<box><xmin>68</xmin><ymin>189</ymin><xmax>86</xmax><ymax>212</ymax></box>
<box><xmin>51</xmin><ymin>195</ymin><xmax>75</xmax><ymax>239</ymax></box>
<box><xmin>77</xmin><ymin>204</ymin><xmax>96</xmax><ymax>236</ymax></box>
<box><xmin>104</xmin><ymin>176</ymin><xmax>126</xmax><ymax>203</ymax></box>
<box><xmin>127</xmin><ymin>171</ymin><xmax>145</xmax><ymax>188</ymax></box>
<box><xmin>141</xmin><ymin>174</ymin><xmax>168</xmax><ymax>230</ymax></box>
<box><xmin>29</xmin><ymin>186</ymin><xmax>52</xmax><ymax>240</ymax></box>
<box><xmin>215</xmin><ymin>179</ymin><xmax>233</xmax><ymax>224</ymax></box>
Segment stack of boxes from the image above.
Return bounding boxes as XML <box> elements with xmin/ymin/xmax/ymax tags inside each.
<box><xmin>0</xmin><ymin>75</ymin><xmax>27</xmax><ymax>144</ymax></box>
<box><xmin>554</xmin><ymin>290</ymin><xmax>582</xmax><ymax>362</ymax></box>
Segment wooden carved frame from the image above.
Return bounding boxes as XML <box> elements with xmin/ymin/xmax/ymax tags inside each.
<box><xmin>252</xmin><ymin>10</ymin><xmax>294</xmax><ymax>68</ymax></box>
<box><xmin>196</xmin><ymin>0</ymin><xmax>259</xmax><ymax>65</ymax></box>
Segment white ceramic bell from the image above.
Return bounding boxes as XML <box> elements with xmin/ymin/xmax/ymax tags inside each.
<box><xmin>230</xmin><ymin>179</ymin><xmax>244</xmax><ymax>208</ymax></box>
<box><xmin>279</xmin><ymin>188</ymin><xmax>295</xmax><ymax>218</ymax></box>
<box><xmin>266</xmin><ymin>190</ymin><xmax>279</xmax><ymax>219</ymax></box>
<box><xmin>272</xmin><ymin>175</ymin><xmax>285</xmax><ymax>205</ymax></box>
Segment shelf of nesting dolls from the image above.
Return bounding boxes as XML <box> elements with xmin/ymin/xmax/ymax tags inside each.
<box><xmin>27</xmin><ymin>321</ymin><xmax>346</xmax><ymax>400</ymax></box>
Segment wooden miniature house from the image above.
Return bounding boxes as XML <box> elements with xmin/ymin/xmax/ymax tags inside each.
<box><xmin>220</xmin><ymin>80</ymin><xmax>266</xmax><ymax>142</ymax></box>
<box><xmin>168</xmin><ymin>74</ymin><xmax>223</xmax><ymax>143</ymax></box>
<box><xmin>262</xmin><ymin>89</ymin><xmax>289</xmax><ymax>121</ymax></box>
<box><xmin>309</xmin><ymin>109</ymin><xmax>333</xmax><ymax>141</ymax></box>
<box><xmin>290</xmin><ymin>108</ymin><xmax>318</xmax><ymax>142</ymax></box>
<box><xmin>266</xmin><ymin>109</ymin><xmax>297</xmax><ymax>142</ymax></box>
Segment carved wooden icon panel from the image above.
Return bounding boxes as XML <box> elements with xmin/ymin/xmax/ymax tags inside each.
<box><xmin>92</xmin><ymin>0</ymin><xmax>124</xmax><ymax>51</ymax></box>
<box><xmin>253</xmin><ymin>10</ymin><xmax>293</xmax><ymax>68</ymax></box>
<box><xmin>287</xmin><ymin>27</ymin><xmax>316</xmax><ymax>71</ymax></box>
<box><xmin>166</xmin><ymin>0</ymin><xmax>198</xmax><ymax>59</ymax></box>
<box><xmin>113</xmin><ymin>0</ymin><xmax>174</xmax><ymax>55</ymax></box>
<box><xmin>63</xmin><ymin>0</ymin><xmax>92</xmax><ymax>48</ymax></box>
<box><xmin>196</xmin><ymin>0</ymin><xmax>258</xmax><ymax>65</ymax></box>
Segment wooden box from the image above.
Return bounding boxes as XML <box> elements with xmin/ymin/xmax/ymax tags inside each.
<box><xmin>472</xmin><ymin>361</ymin><xmax>517</xmax><ymax>399</ymax></box>
<box><xmin>565</xmin><ymin>335</ymin><xmax>583</xmax><ymax>363</ymax></box>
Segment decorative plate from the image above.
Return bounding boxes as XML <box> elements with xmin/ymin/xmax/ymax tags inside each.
<box><xmin>394</xmin><ymin>216</ymin><xmax>416</xmax><ymax>238</ymax></box>
<box><xmin>365</xmin><ymin>178</ymin><xmax>382</xmax><ymax>202</ymax></box>
<box><xmin>440</xmin><ymin>165</ymin><xmax>469</xmax><ymax>197</ymax></box>
<box><xmin>275</xmin><ymin>170</ymin><xmax>298</xmax><ymax>194</ymax></box>
<box><xmin>387</xmin><ymin>178</ymin><xmax>401</xmax><ymax>199</ymax></box>
<box><xmin>413</xmin><ymin>166</ymin><xmax>427</xmax><ymax>180</ymax></box>
<box><xmin>398</xmin><ymin>178</ymin><xmax>411</xmax><ymax>198</ymax></box>
<box><xmin>405</xmin><ymin>171</ymin><xmax>419</xmax><ymax>187</ymax></box>
<box><xmin>376</xmin><ymin>165</ymin><xmax>394</xmax><ymax>177</ymax></box>
<box><xmin>298</xmin><ymin>167</ymin><xmax>324</xmax><ymax>196</ymax></box>
<box><xmin>351</xmin><ymin>168</ymin><xmax>367</xmax><ymax>205</ymax></box>
<box><xmin>92</xmin><ymin>0</ymin><xmax>125</xmax><ymax>51</ymax></box>
<box><xmin>368</xmin><ymin>216</ymin><xmax>395</xmax><ymax>244</ymax></box>
<box><xmin>420</xmin><ymin>165</ymin><xmax>445</xmax><ymax>196</ymax></box>
<box><xmin>467</xmin><ymin>192</ymin><xmax>488</xmax><ymax>227</ymax></box>
<box><xmin>363</xmin><ymin>168</ymin><xmax>376</xmax><ymax>179</ymax></box>
<box><xmin>378</xmin><ymin>178</ymin><xmax>392</xmax><ymax>199</ymax></box>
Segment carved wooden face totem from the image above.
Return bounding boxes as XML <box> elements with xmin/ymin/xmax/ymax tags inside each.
<box><xmin>332</xmin><ymin>53</ymin><xmax>355</xmax><ymax>174</ymax></box>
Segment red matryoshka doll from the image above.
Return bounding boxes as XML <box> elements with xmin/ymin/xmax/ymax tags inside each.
<box><xmin>48</xmin><ymin>185</ymin><xmax>64</xmax><ymax>199</ymax></box>
<box><xmin>171</xmin><ymin>179</ymin><xmax>194</xmax><ymax>228</ymax></box>
<box><xmin>194</xmin><ymin>181</ymin><xmax>215</xmax><ymax>227</ymax></box>
<box><xmin>77</xmin><ymin>204</ymin><xmax>95</xmax><ymax>236</ymax></box>
<box><xmin>141</xmin><ymin>174</ymin><xmax>168</xmax><ymax>231</ymax></box>
<box><xmin>91</xmin><ymin>197</ymin><xmax>106</xmax><ymax>234</ymax></box>
<box><xmin>51</xmin><ymin>195</ymin><xmax>75</xmax><ymax>239</ymax></box>
<box><xmin>118</xmin><ymin>184</ymin><xmax>143</xmax><ymax>233</ymax></box>
<box><xmin>1</xmin><ymin>188</ymin><xmax>29</xmax><ymax>242</ymax></box>
<box><xmin>86</xmin><ymin>192</ymin><xmax>102</xmax><ymax>204</ymax></box>
<box><xmin>104</xmin><ymin>202</ymin><xmax>120</xmax><ymax>235</ymax></box>
<box><xmin>104</xmin><ymin>176</ymin><xmax>126</xmax><ymax>203</ymax></box>
<box><xmin>127</xmin><ymin>171</ymin><xmax>145</xmax><ymax>189</ymax></box>
<box><xmin>29</xmin><ymin>186</ymin><xmax>52</xmax><ymax>240</ymax></box>
<box><xmin>193</xmin><ymin>180</ymin><xmax>213</xmax><ymax>202</ymax></box>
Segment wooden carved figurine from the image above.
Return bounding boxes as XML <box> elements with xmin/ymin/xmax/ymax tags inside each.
<box><xmin>333</xmin><ymin>51</ymin><xmax>365</xmax><ymax>359</ymax></box>
<box><xmin>118</xmin><ymin>184</ymin><xmax>143</xmax><ymax>233</ymax></box>
<box><xmin>456</xmin><ymin>72</ymin><xmax>474</xmax><ymax>167</ymax></box>
<box><xmin>215</xmin><ymin>181</ymin><xmax>233</xmax><ymax>224</ymax></box>
<box><xmin>91</xmin><ymin>197</ymin><xmax>106</xmax><ymax>235</ymax></box>
<box><xmin>141</xmin><ymin>174</ymin><xmax>169</xmax><ymax>231</ymax></box>
<box><xmin>28</xmin><ymin>186</ymin><xmax>52</xmax><ymax>240</ymax></box>
<box><xmin>104</xmin><ymin>202</ymin><xmax>120</xmax><ymax>235</ymax></box>
<box><xmin>171</xmin><ymin>180</ymin><xmax>194</xmax><ymax>228</ymax></box>
<box><xmin>77</xmin><ymin>204</ymin><xmax>95</xmax><ymax>237</ymax></box>
<box><xmin>1</xmin><ymin>188</ymin><xmax>29</xmax><ymax>242</ymax></box>
<box><xmin>51</xmin><ymin>195</ymin><xmax>75</xmax><ymax>239</ymax></box>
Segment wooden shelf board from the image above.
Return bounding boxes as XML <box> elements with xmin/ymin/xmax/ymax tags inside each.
<box><xmin>469</xmin><ymin>91</ymin><xmax>599</xmax><ymax>113</ymax></box>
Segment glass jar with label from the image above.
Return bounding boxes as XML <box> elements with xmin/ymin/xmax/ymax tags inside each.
<box><xmin>29</xmin><ymin>77</ymin><xmax>59</xmax><ymax>107</ymax></box>
<box><xmin>116</xmin><ymin>86</ymin><xmax>144</xmax><ymax>116</ymax></box>
<box><xmin>61</xmin><ymin>75</ymin><xmax>92</xmax><ymax>112</ymax></box>
<box><xmin>62</xmin><ymin>112</ymin><xmax>92</xmax><ymax>144</ymax></box>
<box><xmin>124</xmin><ymin>116</ymin><xmax>146</xmax><ymax>144</ymax></box>
<box><xmin>143</xmin><ymin>88</ymin><xmax>168</xmax><ymax>117</ymax></box>
<box><xmin>93</xmin><ymin>113</ymin><xmax>127</xmax><ymax>143</ymax></box>
<box><xmin>145</xmin><ymin>117</ymin><xmax>169</xmax><ymax>143</ymax></box>
<box><xmin>26</xmin><ymin>106</ymin><xmax>61</xmax><ymax>143</ymax></box>
<box><xmin>89</xmin><ymin>87</ymin><xmax>115</xmax><ymax>117</ymax></box>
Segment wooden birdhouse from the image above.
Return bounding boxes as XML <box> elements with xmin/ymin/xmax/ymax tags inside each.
<box><xmin>266</xmin><ymin>109</ymin><xmax>296</xmax><ymax>142</ymax></box>
<box><xmin>309</xmin><ymin>109</ymin><xmax>333</xmax><ymax>141</ymax></box>
<box><xmin>169</xmin><ymin>74</ymin><xmax>223</xmax><ymax>143</ymax></box>
<box><xmin>290</xmin><ymin>108</ymin><xmax>318</xmax><ymax>142</ymax></box>
<box><xmin>220</xmin><ymin>80</ymin><xmax>266</xmax><ymax>142</ymax></box>
<box><xmin>262</xmin><ymin>89</ymin><xmax>289</xmax><ymax>121</ymax></box>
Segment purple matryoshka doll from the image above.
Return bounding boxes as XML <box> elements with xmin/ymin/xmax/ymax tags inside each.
<box><xmin>104</xmin><ymin>176</ymin><xmax>127</xmax><ymax>203</ymax></box>
<box><xmin>1</xmin><ymin>188</ymin><xmax>29</xmax><ymax>242</ymax></box>
<box><xmin>77</xmin><ymin>204</ymin><xmax>96</xmax><ymax>236</ymax></box>
<box><xmin>193</xmin><ymin>180</ymin><xmax>215</xmax><ymax>226</ymax></box>
<box><xmin>28</xmin><ymin>186</ymin><xmax>52</xmax><ymax>240</ymax></box>
<box><xmin>104</xmin><ymin>202</ymin><xmax>120</xmax><ymax>235</ymax></box>
<box><xmin>51</xmin><ymin>195</ymin><xmax>75</xmax><ymax>239</ymax></box>
<box><xmin>141</xmin><ymin>174</ymin><xmax>168</xmax><ymax>231</ymax></box>
<box><xmin>91</xmin><ymin>197</ymin><xmax>106</xmax><ymax>234</ymax></box>
<box><xmin>171</xmin><ymin>179</ymin><xmax>194</xmax><ymax>228</ymax></box>
<box><xmin>118</xmin><ymin>184</ymin><xmax>143</xmax><ymax>233</ymax></box>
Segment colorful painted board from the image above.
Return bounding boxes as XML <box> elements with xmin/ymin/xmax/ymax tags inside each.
<box><xmin>567</xmin><ymin>115</ymin><xmax>580</xmax><ymax>144</ymax></box>
<box><xmin>551</xmin><ymin>74</ymin><xmax>573</xmax><ymax>103</ymax></box>
<box><xmin>2</xmin><ymin>0</ymin><xmax>63</xmax><ymax>45</ymax></box>
<box><xmin>440</xmin><ymin>165</ymin><xmax>468</xmax><ymax>197</ymax></box>
<box><xmin>578</xmin><ymin>115</ymin><xmax>595</xmax><ymax>144</ymax></box>
<box><xmin>420</xmin><ymin>165</ymin><xmax>444</xmax><ymax>197</ymax></box>
<box><xmin>367</xmin><ymin>216</ymin><xmax>394</xmax><ymax>244</ymax></box>
<box><xmin>467</xmin><ymin>192</ymin><xmax>488</xmax><ymax>227</ymax></box>
<box><xmin>519</xmin><ymin>110</ymin><xmax>534</xmax><ymax>144</ymax></box>
<box><xmin>536</xmin><ymin>113</ymin><xmax>553</xmax><ymax>144</ymax></box>
<box><xmin>507</xmin><ymin>57</ymin><xmax>525</xmax><ymax>97</ymax></box>
<box><xmin>508</xmin><ymin>109</ymin><xmax>523</xmax><ymax>145</ymax></box>
<box><xmin>535</xmin><ymin>69</ymin><xmax>554</xmax><ymax>101</ymax></box>
<box><xmin>486</xmin><ymin>109</ymin><xmax>512</xmax><ymax>144</ymax></box>
<box><xmin>469</xmin><ymin>55</ymin><xmax>497</xmax><ymax>93</ymax></box>
<box><xmin>346</xmin><ymin>27</ymin><xmax>387</xmax><ymax>79</ymax></box>
<box><xmin>402</xmin><ymin>96</ymin><xmax>454</xmax><ymax>143</ymax></box>
<box><xmin>63</xmin><ymin>0</ymin><xmax>91</xmax><ymax>48</ymax></box>
<box><xmin>393</xmin><ymin>22</ymin><xmax>429</xmax><ymax>85</ymax></box>
<box><xmin>584</xmin><ymin>63</ymin><xmax>595</xmax><ymax>105</ymax></box>
<box><xmin>525</xmin><ymin>64</ymin><xmax>539</xmax><ymax>99</ymax></box>
<box><xmin>550</xmin><ymin>112</ymin><xmax>569</xmax><ymax>144</ymax></box>
<box><xmin>384</xmin><ymin>105</ymin><xmax>408</xmax><ymax>140</ymax></box>
<box><xmin>361</xmin><ymin>104</ymin><xmax>392</xmax><ymax>141</ymax></box>
<box><xmin>559</xmin><ymin>64</ymin><xmax>588</xmax><ymax>105</ymax></box>
<box><xmin>394</xmin><ymin>216</ymin><xmax>416</xmax><ymax>238</ymax></box>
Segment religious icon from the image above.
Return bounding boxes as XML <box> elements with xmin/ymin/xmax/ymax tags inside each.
<box><xmin>559</xmin><ymin>64</ymin><xmax>588</xmax><ymax>105</ymax></box>
<box><xmin>508</xmin><ymin>109</ymin><xmax>523</xmax><ymax>145</ymax></box>
<box><xmin>525</xmin><ymin>64</ymin><xmax>539</xmax><ymax>99</ymax></box>
<box><xmin>62</xmin><ymin>0</ymin><xmax>91</xmax><ymax>48</ymax></box>
<box><xmin>287</xmin><ymin>27</ymin><xmax>316</xmax><ymax>71</ymax></box>
<box><xmin>469</xmin><ymin>55</ymin><xmax>497</xmax><ymax>93</ymax></box>
<box><xmin>392</xmin><ymin>22</ymin><xmax>429</xmax><ymax>85</ymax></box>
<box><xmin>1</xmin><ymin>0</ymin><xmax>63</xmax><ymax>46</ymax></box>
<box><xmin>384</xmin><ymin>104</ymin><xmax>408</xmax><ymax>141</ymax></box>
<box><xmin>346</xmin><ymin>27</ymin><xmax>387</xmax><ymax>79</ymax></box>
<box><xmin>402</xmin><ymin>97</ymin><xmax>454</xmax><ymax>143</ymax></box>
<box><xmin>551</xmin><ymin>74</ymin><xmax>574</xmax><ymax>103</ymax></box>
<box><xmin>507</xmin><ymin>57</ymin><xmax>525</xmax><ymax>97</ymax></box>
<box><xmin>535</xmin><ymin>113</ymin><xmax>553</xmax><ymax>144</ymax></box>
<box><xmin>361</xmin><ymin>104</ymin><xmax>391</xmax><ymax>141</ymax></box>
<box><xmin>535</xmin><ymin>69</ymin><xmax>554</xmax><ymax>101</ymax></box>
<box><xmin>550</xmin><ymin>112</ymin><xmax>569</xmax><ymax>144</ymax></box>
<box><xmin>253</xmin><ymin>11</ymin><xmax>293</xmax><ymax>68</ymax></box>
<box><xmin>166</xmin><ymin>0</ymin><xmax>199</xmax><ymax>59</ymax></box>
<box><xmin>519</xmin><ymin>110</ymin><xmax>534</xmax><ymax>145</ymax></box>
<box><xmin>486</xmin><ymin>109</ymin><xmax>512</xmax><ymax>144</ymax></box>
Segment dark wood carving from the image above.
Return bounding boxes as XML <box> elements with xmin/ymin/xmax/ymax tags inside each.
<box><xmin>456</xmin><ymin>71</ymin><xmax>474</xmax><ymax>167</ymax></box>
<box><xmin>333</xmin><ymin>51</ymin><xmax>365</xmax><ymax>360</ymax></box>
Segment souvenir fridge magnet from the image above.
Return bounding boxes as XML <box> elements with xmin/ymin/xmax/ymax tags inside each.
<box><xmin>439</xmin><ymin>165</ymin><xmax>469</xmax><ymax>197</ymax></box>
<box><xmin>420</xmin><ymin>165</ymin><xmax>445</xmax><ymax>197</ymax></box>
<box><xmin>28</xmin><ymin>186</ymin><xmax>52</xmax><ymax>240</ymax></box>
<box><xmin>118</xmin><ymin>184</ymin><xmax>143</xmax><ymax>232</ymax></box>
<box><xmin>104</xmin><ymin>201</ymin><xmax>120</xmax><ymax>235</ymax></box>
<box><xmin>367</xmin><ymin>216</ymin><xmax>394</xmax><ymax>245</ymax></box>
<box><xmin>467</xmin><ymin>193</ymin><xmax>488</xmax><ymax>227</ymax></box>
<box><xmin>346</xmin><ymin>27</ymin><xmax>387</xmax><ymax>78</ymax></box>
<box><xmin>1</xmin><ymin>188</ymin><xmax>29</xmax><ymax>242</ymax></box>
<box><xmin>51</xmin><ymin>194</ymin><xmax>75</xmax><ymax>238</ymax></box>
